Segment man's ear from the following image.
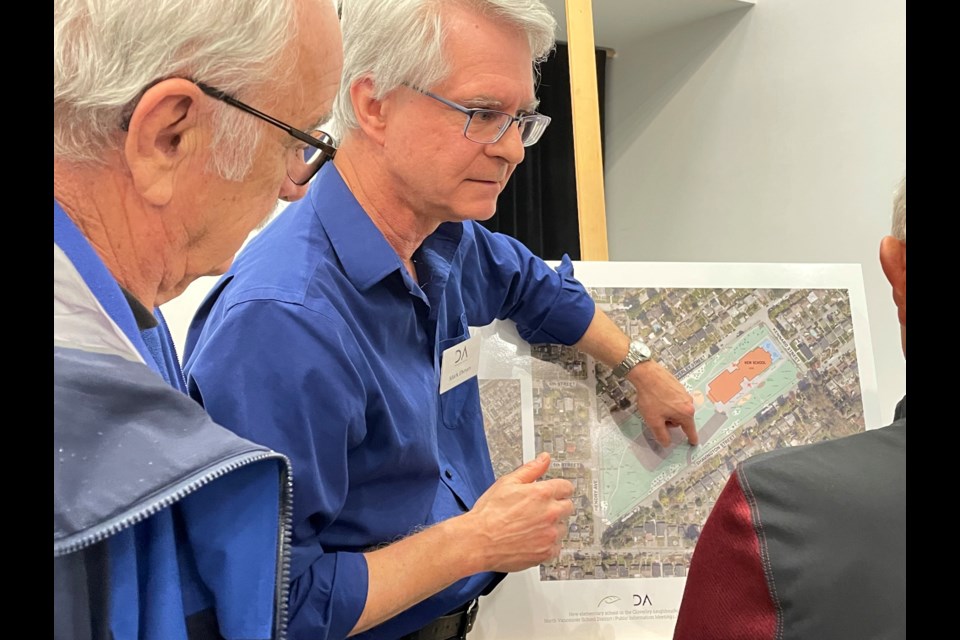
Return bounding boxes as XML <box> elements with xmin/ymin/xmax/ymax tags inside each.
<box><xmin>879</xmin><ymin>235</ymin><xmax>906</xmax><ymax>325</ymax></box>
<box><xmin>123</xmin><ymin>79</ymin><xmax>206</xmax><ymax>206</ymax></box>
<box><xmin>349</xmin><ymin>77</ymin><xmax>389</xmax><ymax>145</ymax></box>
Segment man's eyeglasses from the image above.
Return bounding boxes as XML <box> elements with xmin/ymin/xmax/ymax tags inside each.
<box><xmin>196</xmin><ymin>82</ymin><xmax>336</xmax><ymax>186</ymax></box>
<box><xmin>408</xmin><ymin>86</ymin><xmax>551</xmax><ymax>148</ymax></box>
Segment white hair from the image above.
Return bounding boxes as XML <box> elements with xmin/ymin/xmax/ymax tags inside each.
<box><xmin>891</xmin><ymin>175</ymin><xmax>905</xmax><ymax>242</ymax></box>
<box><xmin>331</xmin><ymin>0</ymin><xmax>556</xmax><ymax>138</ymax></box>
<box><xmin>54</xmin><ymin>0</ymin><xmax>298</xmax><ymax>180</ymax></box>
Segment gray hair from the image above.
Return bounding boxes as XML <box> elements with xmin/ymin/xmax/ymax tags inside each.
<box><xmin>331</xmin><ymin>0</ymin><xmax>556</xmax><ymax>137</ymax></box>
<box><xmin>891</xmin><ymin>175</ymin><xmax>905</xmax><ymax>242</ymax></box>
<box><xmin>54</xmin><ymin>0</ymin><xmax>298</xmax><ymax>180</ymax></box>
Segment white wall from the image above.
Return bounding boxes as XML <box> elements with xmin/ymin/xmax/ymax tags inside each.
<box><xmin>163</xmin><ymin>274</ymin><xmax>221</xmax><ymax>355</ymax></box>
<box><xmin>603</xmin><ymin>0</ymin><xmax>906</xmax><ymax>422</ymax></box>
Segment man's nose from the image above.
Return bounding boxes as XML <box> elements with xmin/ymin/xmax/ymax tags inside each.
<box><xmin>487</xmin><ymin>123</ymin><xmax>526</xmax><ymax>165</ymax></box>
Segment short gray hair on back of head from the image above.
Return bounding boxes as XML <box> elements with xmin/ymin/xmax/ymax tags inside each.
<box><xmin>331</xmin><ymin>0</ymin><xmax>557</xmax><ymax>138</ymax></box>
<box><xmin>892</xmin><ymin>175</ymin><xmax>906</xmax><ymax>242</ymax></box>
<box><xmin>54</xmin><ymin>0</ymin><xmax>298</xmax><ymax>180</ymax></box>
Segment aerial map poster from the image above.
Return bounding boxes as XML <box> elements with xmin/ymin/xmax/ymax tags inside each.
<box><xmin>470</xmin><ymin>262</ymin><xmax>879</xmax><ymax>640</ymax></box>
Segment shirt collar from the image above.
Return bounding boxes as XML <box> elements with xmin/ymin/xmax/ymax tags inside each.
<box><xmin>54</xmin><ymin>201</ymin><xmax>144</xmax><ymax>342</ymax></box>
<box><xmin>309</xmin><ymin>163</ymin><xmax>407</xmax><ymax>291</ymax></box>
<box><xmin>53</xmin><ymin>200</ymin><xmax>159</xmax><ymax>370</ymax></box>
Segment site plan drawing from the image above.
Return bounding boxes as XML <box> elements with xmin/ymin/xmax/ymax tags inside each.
<box><xmin>471</xmin><ymin>262</ymin><xmax>879</xmax><ymax>640</ymax></box>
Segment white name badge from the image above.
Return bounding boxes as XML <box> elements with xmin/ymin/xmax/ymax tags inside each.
<box><xmin>439</xmin><ymin>333</ymin><xmax>481</xmax><ymax>394</ymax></box>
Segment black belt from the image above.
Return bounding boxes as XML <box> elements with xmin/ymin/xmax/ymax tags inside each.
<box><xmin>399</xmin><ymin>600</ymin><xmax>478</xmax><ymax>640</ymax></box>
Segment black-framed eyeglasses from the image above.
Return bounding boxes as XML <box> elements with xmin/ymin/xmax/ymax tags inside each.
<box><xmin>407</xmin><ymin>85</ymin><xmax>551</xmax><ymax>148</ymax></box>
<box><xmin>196</xmin><ymin>81</ymin><xmax>337</xmax><ymax>186</ymax></box>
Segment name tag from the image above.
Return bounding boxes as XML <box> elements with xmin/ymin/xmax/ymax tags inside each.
<box><xmin>439</xmin><ymin>334</ymin><xmax>481</xmax><ymax>394</ymax></box>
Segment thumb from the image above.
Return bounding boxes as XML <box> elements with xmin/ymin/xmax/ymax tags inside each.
<box><xmin>503</xmin><ymin>452</ymin><xmax>551</xmax><ymax>485</ymax></box>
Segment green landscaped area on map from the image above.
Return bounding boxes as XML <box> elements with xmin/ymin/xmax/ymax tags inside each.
<box><xmin>599</xmin><ymin>324</ymin><xmax>800</xmax><ymax>523</ymax></box>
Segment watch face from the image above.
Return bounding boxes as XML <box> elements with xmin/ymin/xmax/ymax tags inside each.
<box><xmin>614</xmin><ymin>340</ymin><xmax>654</xmax><ymax>378</ymax></box>
<box><xmin>632</xmin><ymin>340</ymin><xmax>651</xmax><ymax>360</ymax></box>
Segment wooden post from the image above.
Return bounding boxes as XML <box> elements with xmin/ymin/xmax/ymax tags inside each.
<box><xmin>564</xmin><ymin>0</ymin><xmax>608</xmax><ymax>261</ymax></box>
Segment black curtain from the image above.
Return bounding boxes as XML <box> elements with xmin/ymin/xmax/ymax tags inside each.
<box><xmin>482</xmin><ymin>43</ymin><xmax>607</xmax><ymax>260</ymax></box>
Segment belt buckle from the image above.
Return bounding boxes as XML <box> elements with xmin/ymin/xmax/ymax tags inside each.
<box><xmin>456</xmin><ymin>600</ymin><xmax>479</xmax><ymax>639</ymax></box>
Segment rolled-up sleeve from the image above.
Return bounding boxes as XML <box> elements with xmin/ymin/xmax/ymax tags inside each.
<box><xmin>459</xmin><ymin>224</ymin><xmax>595</xmax><ymax>345</ymax></box>
<box><xmin>288</xmin><ymin>550</ymin><xmax>368</xmax><ymax>640</ymax></box>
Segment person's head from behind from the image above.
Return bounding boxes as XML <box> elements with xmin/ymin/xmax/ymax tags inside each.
<box><xmin>880</xmin><ymin>175</ymin><xmax>906</xmax><ymax>357</ymax></box>
<box><xmin>332</xmin><ymin>0</ymin><xmax>556</xmax><ymax>225</ymax></box>
<box><xmin>54</xmin><ymin>0</ymin><xmax>343</xmax><ymax>303</ymax></box>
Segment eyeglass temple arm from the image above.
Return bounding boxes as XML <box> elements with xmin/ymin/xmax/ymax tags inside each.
<box><xmin>195</xmin><ymin>82</ymin><xmax>334</xmax><ymax>151</ymax></box>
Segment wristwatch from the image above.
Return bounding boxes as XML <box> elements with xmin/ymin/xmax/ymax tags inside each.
<box><xmin>612</xmin><ymin>340</ymin><xmax>652</xmax><ymax>378</ymax></box>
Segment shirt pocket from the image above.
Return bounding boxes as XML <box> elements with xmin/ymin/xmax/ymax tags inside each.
<box><xmin>438</xmin><ymin>315</ymin><xmax>481</xmax><ymax>430</ymax></box>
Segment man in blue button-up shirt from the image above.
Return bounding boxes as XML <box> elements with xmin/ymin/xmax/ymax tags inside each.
<box><xmin>184</xmin><ymin>1</ymin><xmax>698</xmax><ymax>639</ymax></box>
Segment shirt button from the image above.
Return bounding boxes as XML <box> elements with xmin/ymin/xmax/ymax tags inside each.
<box><xmin>445</xmin><ymin>469</ymin><xmax>453</xmax><ymax>479</ymax></box>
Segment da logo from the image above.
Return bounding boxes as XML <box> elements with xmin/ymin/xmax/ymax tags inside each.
<box><xmin>633</xmin><ymin>594</ymin><xmax>653</xmax><ymax>607</ymax></box>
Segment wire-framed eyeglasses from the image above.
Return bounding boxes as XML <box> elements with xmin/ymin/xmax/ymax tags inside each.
<box><xmin>408</xmin><ymin>85</ymin><xmax>551</xmax><ymax>148</ymax></box>
<box><xmin>196</xmin><ymin>82</ymin><xmax>337</xmax><ymax>185</ymax></box>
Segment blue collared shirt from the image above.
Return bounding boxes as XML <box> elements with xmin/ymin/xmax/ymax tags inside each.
<box><xmin>183</xmin><ymin>164</ymin><xmax>595</xmax><ymax>640</ymax></box>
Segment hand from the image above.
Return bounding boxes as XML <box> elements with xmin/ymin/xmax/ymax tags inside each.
<box><xmin>627</xmin><ymin>361</ymin><xmax>698</xmax><ymax>447</ymax></box>
<box><xmin>467</xmin><ymin>453</ymin><xmax>574</xmax><ymax>573</ymax></box>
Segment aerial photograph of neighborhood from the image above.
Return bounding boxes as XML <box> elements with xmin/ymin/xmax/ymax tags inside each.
<box><xmin>479</xmin><ymin>378</ymin><xmax>524</xmax><ymax>479</ymax></box>
<box><xmin>479</xmin><ymin>286</ymin><xmax>865</xmax><ymax>582</ymax></box>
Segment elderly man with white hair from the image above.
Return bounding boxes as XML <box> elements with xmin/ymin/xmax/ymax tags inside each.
<box><xmin>53</xmin><ymin>1</ymin><xmax>342</xmax><ymax>638</ymax></box>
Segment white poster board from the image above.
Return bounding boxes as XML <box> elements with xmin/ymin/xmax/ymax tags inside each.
<box><xmin>471</xmin><ymin>261</ymin><xmax>878</xmax><ymax>639</ymax></box>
